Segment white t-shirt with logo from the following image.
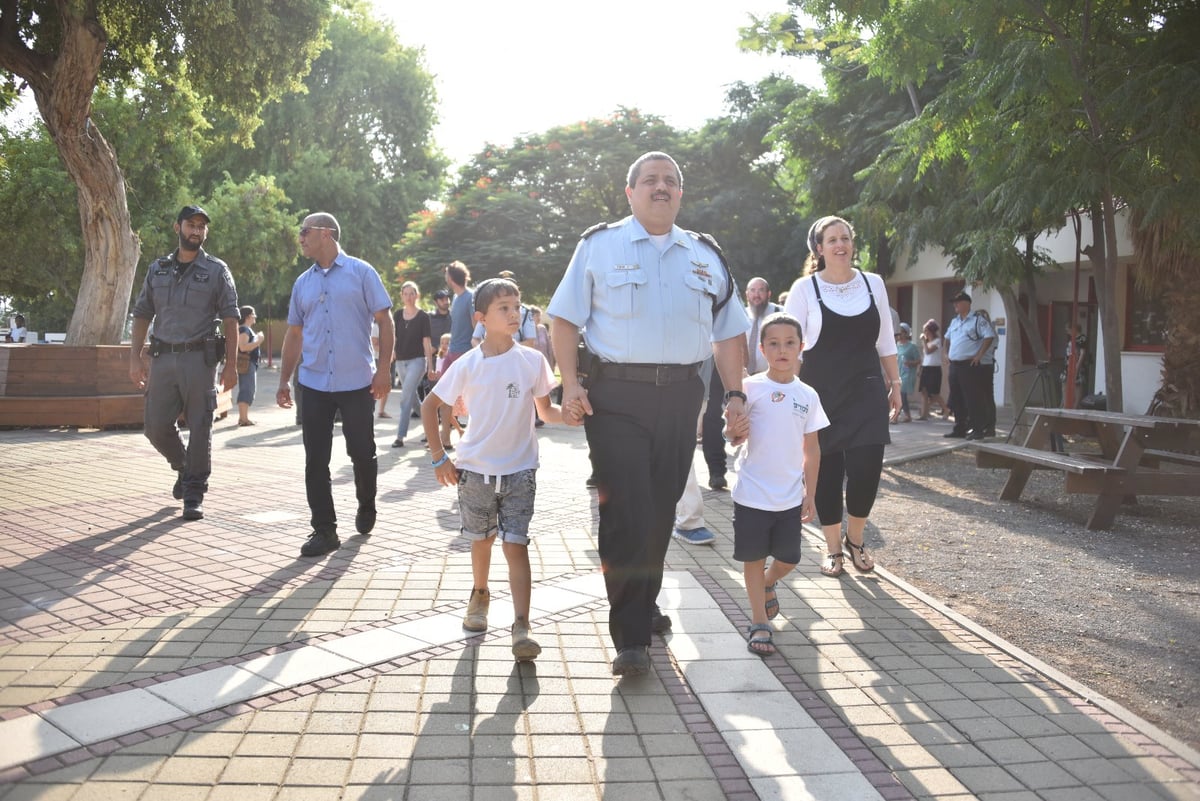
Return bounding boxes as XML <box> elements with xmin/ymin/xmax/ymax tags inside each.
<box><xmin>431</xmin><ymin>344</ymin><xmax>555</xmax><ymax>477</ymax></box>
<box><xmin>731</xmin><ymin>373</ymin><xmax>830</xmax><ymax>512</ymax></box>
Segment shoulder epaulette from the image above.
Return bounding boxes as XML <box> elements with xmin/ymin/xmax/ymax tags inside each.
<box><xmin>580</xmin><ymin>222</ymin><xmax>609</xmax><ymax>240</ymax></box>
<box><xmin>685</xmin><ymin>229</ymin><xmax>735</xmax><ymax>315</ymax></box>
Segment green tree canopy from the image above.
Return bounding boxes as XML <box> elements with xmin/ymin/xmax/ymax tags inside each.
<box><xmin>0</xmin><ymin>0</ymin><xmax>331</xmax><ymax>344</ymax></box>
<box><xmin>198</xmin><ymin>1</ymin><xmax>446</xmax><ymax>282</ymax></box>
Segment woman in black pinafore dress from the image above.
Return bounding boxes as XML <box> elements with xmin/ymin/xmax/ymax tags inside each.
<box><xmin>784</xmin><ymin>216</ymin><xmax>903</xmax><ymax>577</ymax></box>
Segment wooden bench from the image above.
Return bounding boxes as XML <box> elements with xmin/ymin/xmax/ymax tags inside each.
<box><xmin>975</xmin><ymin>442</ymin><xmax>1123</xmax><ymax>475</ymax></box>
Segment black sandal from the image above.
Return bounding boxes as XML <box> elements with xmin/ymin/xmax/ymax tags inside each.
<box><xmin>747</xmin><ymin>623</ymin><xmax>775</xmax><ymax>657</ymax></box>
<box><xmin>844</xmin><ymin>537</ymin><xmax>875</xmax><ymax>573</ymax></box>
<box><xmin>820</xmin><ymin>552</ymin><xmax>845</xmax><ymax>577</ymax></box>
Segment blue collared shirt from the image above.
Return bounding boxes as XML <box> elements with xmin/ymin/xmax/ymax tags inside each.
<box><xmin>548</xmin><ymin>216</ymin><xmax>749</xmax><ymax>364</ymax></box>
<box><xmin>946</xmin><ymin>311</ymin><xmax>996</xmax><ymax>363</ymax></box>
<box><xmin>287</xmin><ymin>249</ymin><xmax>392</xmax><ymax>392</ymax></box>
<box><xmin>448</xmin><ymin>287</ymin><xmax>475</xmax><ymax>355</ymax></box>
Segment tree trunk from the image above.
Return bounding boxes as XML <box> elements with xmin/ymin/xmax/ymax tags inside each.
<box><xmin>1084</xmin><ymin>199</ymin><xmax>1124</xmax><ymax>412</ymax></box>
<box><xmin>14</xmin><ymin>7</ymin><xmax>139</xmax><ymax>345</ymax></box>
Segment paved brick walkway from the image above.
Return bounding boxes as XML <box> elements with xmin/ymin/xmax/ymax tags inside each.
<box><xmin>1</xmin><ymin>373</ymin><xmax>1197</xmax><ymax>800</ymax></box>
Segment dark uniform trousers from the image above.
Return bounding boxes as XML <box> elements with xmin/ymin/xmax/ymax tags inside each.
<box><xmin>948</xmin><ymin>361</ymin><xmax>991</xmax><ymax>435</ymax></box>
<box><xmin>299</xmin><ymin>383</ymin><xmax>378</xmax><ymax>535</ymax></box>
<box><xmin>144</xmin><ymin>350</ymin><xmax>218</xmax><ymax>502</ymax></box>
<box><xmin>584</xmin><ymin>374</ymin><xmax>704</xmax><ymax>651</ymax></box>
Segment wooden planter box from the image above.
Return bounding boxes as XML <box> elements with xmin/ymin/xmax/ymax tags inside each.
<box><xmin>0</xmin><ymin>344</ymin><xmax>230</xmax><ymax>429</ymax></box>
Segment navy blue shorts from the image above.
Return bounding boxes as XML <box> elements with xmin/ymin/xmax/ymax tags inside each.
<box><xmin>732</xmin><ymin>502</ymin><xmax>804</xmax><ymax>564</ymax></box>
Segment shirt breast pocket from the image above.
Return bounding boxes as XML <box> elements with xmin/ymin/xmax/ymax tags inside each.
<box><xmin>682</xmin><ymin>271</ymin><xmax>717</xmax><ymax>321</ymax></box>
<box><xmin>184</xmin><ymin>272</ymin><xmax>213</xmax><ymax>309</ymax></box>
<box><xmin>603</xmin><ymin>269</ymin><xmax>647</xmax><ymax>319</ymax></box>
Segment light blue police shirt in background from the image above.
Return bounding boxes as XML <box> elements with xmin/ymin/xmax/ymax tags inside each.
<box><xmin>288</xmin><ymin>249</ymin><xmax>392</xmax><ymax>392</ymax></box>
<box><xmin>548</xmin><ymin>216</ymin><xmax>749</xmax><ymax>365</ymax></box>
<box><xmin>945</xmin><ymin>311</ymin><xmax>996</xmax><ymax>363</ymax></box>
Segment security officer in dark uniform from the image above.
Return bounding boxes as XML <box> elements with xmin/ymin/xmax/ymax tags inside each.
<box><xmin>549</xmin><ymin>151</ymin><xmax>750</xmax><ymax>677</ymax></box>
<box><xmin>129</xmin><ymin>205</ymin><xmax>239</xmax><ymax>520</ymax></box>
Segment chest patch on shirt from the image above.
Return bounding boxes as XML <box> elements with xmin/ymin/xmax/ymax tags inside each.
<box><xmin>506</xmin><ymin>382</ymin><xmax>520</xmax><ymax>399</ymax></box>
<box><xmin>771</xmin><ymin>391</ymin><xmax>786</xmax><ymax>403</ymax></box>
<box><xmin>191</xmin><ymin>272</ymin><xmax>210</xmax><ymax>283</ymax></box>
<box><xmin>690</xmin><ymin>261</ymin><xmax>713</xmax><ymax>280</ymax></box>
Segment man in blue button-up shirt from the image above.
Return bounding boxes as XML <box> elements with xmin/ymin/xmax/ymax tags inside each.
<box><xmin>277</xmin><ymin>212</ymin><xmax>395</xmax><ymax>558</ymax></box>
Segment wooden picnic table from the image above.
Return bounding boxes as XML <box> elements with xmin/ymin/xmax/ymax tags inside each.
<box><xmin>974</xmin><ymin>406</ymin><xmax>1200</xmax><ymax>530</ymax></box>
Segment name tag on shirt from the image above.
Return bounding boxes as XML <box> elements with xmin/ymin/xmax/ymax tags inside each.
<box><xmin>613</xmin><ymin>264</ymin><xmax>639</xmax><ymax>271</ymax></box>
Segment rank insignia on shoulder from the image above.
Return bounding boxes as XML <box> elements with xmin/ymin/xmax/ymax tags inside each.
<box><xmin>581</xmin><ymin>222</ymin><xmax>609</xmax><ymax>239</ymax></box>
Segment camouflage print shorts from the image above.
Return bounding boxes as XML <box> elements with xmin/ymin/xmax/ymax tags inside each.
<box><xmin>456</xmin><ymin>468</ymin><xmax>537</xmax><ymax>545</ymax></box>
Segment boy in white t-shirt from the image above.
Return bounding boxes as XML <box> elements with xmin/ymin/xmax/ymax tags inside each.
<box><xmin>419</xmin><ymin>278</ymin><xmax>563</xmax><ymax>661</ymax></box>
<box><xmin>726</xmin><ymin>313</ymin><xmax>829</xmax><ymax>657</ymax></box>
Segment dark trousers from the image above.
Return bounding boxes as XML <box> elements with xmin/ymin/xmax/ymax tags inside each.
<box><xmin>144</xmin><ymin>350</ymin><xmax>217</xmax><ymax>502</ymax></box>
<box><xmin>585</xmin><ymin>375</ymin><xmax>704</xmax><ymax>651</ymax></box>
<box><xmin>948</xmin><ymin>361</ymin><xmax>991</xmax><ymax>435</ymax></box>
<box><xmin>814</xmin><ymin>443</ymin><xmax>886</xmax><ymax>525</ymax></box>
<box><xmin>299</xmin><ymin>383</ymin><xmax>378</xmax><ymax>535</ymax></box>
<box><xmin>700</xmin><ymin>367</ymin><xmax>727</xmax><ymax>480</ymax></box>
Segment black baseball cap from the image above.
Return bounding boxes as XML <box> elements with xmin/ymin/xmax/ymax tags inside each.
<box><xmin>177</xmin><ymin>204</ymin><xmax>211</xmax><ymax>224</ymax></box>
<box><xmin>951</xmin><ymin>291</ymin><xmax>972</xmax><ymax>303</ymax></box>
<box><xmin>433</xmin><ymin>289</ymin><xmax>451</xmax><ymax>299</ymax></box>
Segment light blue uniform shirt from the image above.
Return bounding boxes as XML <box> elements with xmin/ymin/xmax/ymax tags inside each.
<box><xmin>287</xmin><ymin>249</ymin><xmax>392</xmax><ymax>392</ymax></box>
<box><xmin>548</xmin><ymin>216</ymin><xmax>749</xmax><ymax>365</ymax></box>
<box><xmin>945</xmin><ymin>311</ymin><xmax>996</xmax><ymax>363</ymax></box>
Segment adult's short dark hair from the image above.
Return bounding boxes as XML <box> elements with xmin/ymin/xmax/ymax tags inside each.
<box><xmin>445</xmin><ymin>260</ymin><xmax>470</xmax><ymax>288</ymax></box>
<box><xmin>627</xmin><ymin>151</ymin><xmax>683</xmax><ymax>189</ymax></box>
<box><xmin>473</xmin><ymin>278</ymin><xmax>520</xmax><ymax>315</ymax></box>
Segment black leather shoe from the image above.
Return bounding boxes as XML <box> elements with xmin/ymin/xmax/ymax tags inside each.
<box><xmin>182</xmin><ymin>501</ymin><xmax>204</xmax><ymax>520</ymax></box>
<box><xmin>612</xmin><ymin>646</ymin><xmax>650</xmax><ymax>677</ymax></box>
<box><xmin>301</xmin><ymin>530</ymin><xmax>341</xmax><ymax>557</ymax></box>
<box><xmin>966</xmin><ymin>431</ymin><xmax>986</xmax><ymax>441</ymax></box>
<box><xmin>173</xmin><ymin>473</ymin><xmax>184</xmax><ymax>501</ymax></box>
<box><xmin>356</xmin><ymin>506</ymin><xmax>377</xmax><ymax>535</ymax></box>
<box><xmin>651</xmin><ymin>608</ymin><xmax>672</xmax><ymax>634</ymax></box>
<box><xmin>943</xmin><ymin>430</ymin><xmax>968</xmax><ymax>439</ymax></box>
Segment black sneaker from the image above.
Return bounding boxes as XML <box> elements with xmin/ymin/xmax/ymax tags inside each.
<box><xmin>651</xmin><ymin>609</ymin><xmax>672</xmax><ymax>634</ymax></box>
<box><xmin>182</xmin><ymin>501</ymin><xmax>204</xmax><ymax>520</ymax></box>
<box><xmin>391</xmin><ymin>439</ymin><xmax>404</xmax><ymax>448</ymax></box>
<box><xmin>172</xmin><ymin>473</ymin><xmax>184</xmax><ymax>501</ymax></box>
<box><xmin>301</xmin><ymin>530</ymin><xmax>340</xmax><ymax>557</ymax></box>
<box><xmin>356</xmin><ymin>505</ymin><xmax>377</xmax><ymax>535</ymax></box>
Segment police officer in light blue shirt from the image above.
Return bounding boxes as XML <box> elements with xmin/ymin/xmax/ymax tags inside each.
<box><xmin>277</xmin><ymin>212</ymin><xmax>395</xmax><ymax>558</ymax></box>
<box><xmin>548</xmin><ymin>151</ymin><xmax>750</xmax><ymax>677</ymax></box>
<box><xmin>944</xmin><ymin>291</ymin><xmax>996</xmax><ymax>440</ymax></box>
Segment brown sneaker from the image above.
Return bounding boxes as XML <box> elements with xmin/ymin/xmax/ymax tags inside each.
<box><xmin>463</xmin><ymin>588</ymin><xmax>489</xmax><ymax>632</ymax></box>
<box><xmin>511</xmin><ymin>617</ymin><xmax>541</xmax><ymax>662</ymax></box>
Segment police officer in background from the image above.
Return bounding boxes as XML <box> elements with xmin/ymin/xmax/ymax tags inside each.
<box><xmin>549</xmin><ymin>151</ymin><xmax>750</xmax><ymax>677</ymax></box>
<box><xmin>943</xmin><ymin>291</ymin><xmax>996</xmax><ymax>441</ymax></box>
<box><xmin>129</xmin><ymin>205</ymin><xmax>239</xmax><ymax>521</ymax></box>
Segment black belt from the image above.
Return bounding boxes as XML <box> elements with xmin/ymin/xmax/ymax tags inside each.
<box><xmin>155</xmin><ymin>340</ymin><xmax>206</xmax><ymax>354</ymax></box>
<box><xmin>598</xmin><ymin>362</ymin><xmax>700</xmax><ymax>386</ymax></box>
<box><xmin>950</xmin><ymin>359</ymin><xmax>974</xmax><ymax>365</ymax></box>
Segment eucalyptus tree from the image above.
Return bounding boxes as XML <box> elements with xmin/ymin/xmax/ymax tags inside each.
<box><xmin>0</xmin><ymin>0</ymin><xmax>330</xmax><ymax>344</ymax></box>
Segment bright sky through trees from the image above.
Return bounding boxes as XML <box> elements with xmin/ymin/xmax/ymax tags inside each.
<box><xmin>377</xmin><ymin>0</ymin><xmax>820</xmax><ymax>164</ymax></box>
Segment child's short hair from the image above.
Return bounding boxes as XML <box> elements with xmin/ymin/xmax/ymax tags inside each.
<box><xmin>759</xmin><ymin>311</ymin><xmax>803</xmax><ymax>344</ymax></box>
<box><xmin>473</xmin><ymin>277</ymin><xmax>520</xmax><ymax>314</ymax></box>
